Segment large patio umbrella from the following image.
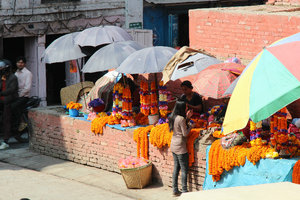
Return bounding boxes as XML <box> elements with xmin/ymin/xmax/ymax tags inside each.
<box><xmin>222</xmin><ymin>32</ymin><xmax>300</xmax><ymax>135</ymax></box>
<box><xmin>41</xmin><ymin>32</ymin><xmax>86</xmax><ymax>64</ymax></box>
<box><xmin>116</xmin><ymin>46</ymin><xmax>177</xmax><ymax>74</ymax></box>
<box><xmin>82</xmin><ymin>41</ymin><xmax>144</xmax><ymax>73</ymax></box>
<box><xmin>192</xmin><ymin>66</ymin><xmax>237</xmax><ymax>99</ymax></box>
<box><xmin>74</xmin><ymin>25</ymin><xmax>133</xmax><ymax>47</ymax></box>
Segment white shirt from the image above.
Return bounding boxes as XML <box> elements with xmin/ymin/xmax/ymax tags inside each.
<box><xmin>15</xmin><ymin>67</ymin><xmax>33</xmax><ymax>97</ymax></box>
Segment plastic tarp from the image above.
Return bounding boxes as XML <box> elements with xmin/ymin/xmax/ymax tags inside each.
<box><xmin>203</xmin><ymin>145</ymin><xmax>299</xmax><ymax>190</ymax></box>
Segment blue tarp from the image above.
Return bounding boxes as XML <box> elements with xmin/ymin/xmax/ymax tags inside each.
<box><xmin>203</xmin><ymin>145</ymin><xmax>299</xmax><ymax>190</ymax></box>
<box><xmin>107</xmin><ymin>124</ymin><xmax>148</xmax><ymax>131</ymax></box>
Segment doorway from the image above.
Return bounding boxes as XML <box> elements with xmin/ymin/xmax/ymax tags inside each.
<box><xmin>45</xmin><ymin>34</ymin><xmax>66</xmax><ymax>105</ymax></box>
<box><xmin>3</xmin><ymin>37</ymin><xmax>25</xmax><ymax>71</ymax></box>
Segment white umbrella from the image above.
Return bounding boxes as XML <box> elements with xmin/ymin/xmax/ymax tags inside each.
<box><xmin>116</xmin><ymin>46</ymin><xmax>177</xmax><ymax>74</ymax></box>
<box><xmin>82</xmin><ymin>41</ymin><xmax>144</xmax><ymax>73</ymax></box>
<box><xmin>74</xmin><ymin>26</ymin><xmax>133</xmax><ymax>47</ymax></box>
<box><xmin>169</xmin><ymin>53</ymin><xmax>221</xmax><ymax>81</ymax></box>
<box><xmin>42</xmin><ymin>32</ymin><xmax>86</xmax><ymax>64</ymax></box>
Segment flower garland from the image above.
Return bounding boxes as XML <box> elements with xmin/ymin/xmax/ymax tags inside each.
<box><xmin>149</xmin><ymin>123</ymin><xmax>173</xmax><ymax>148</ymax></box>
<box><xmin>112</xmin><ymin>83</ymin><xmax>124</xmax><ymax>115</ymax></box>
<box><xmin>270</xmin><ymin>107</ymin><xmax>300</xmax><ymax>157</ymax></box>
<box><xmin>91</xmin><ymin>116</ymin><xmax>110</xmax><ymax>134</ymax></box>
<box><xmin>208</xmin><ymin>140</ymin><xmax>277</xmax><ymax>182</ymax></box>
<box><xmin>108</xmin><ymin>114</ymin><xmax>121</xmax><ymax>125</ymax></box>
<box><xmin>122</xmin><ymin>86</ymin><xmax>133</xmax><ymax>120</ymax></box>
<box><xmin>150</xmin><ymin>81</ymin><xmax>158</xmax><ymax>115</ymax></box>
<box><xmin>249</xmin><ymin>120</ymin><xmax>267</xmax><ymax>146</ymax></box>
<box><xmin>208</xmin><ymin>105</ymin><xmax>224</xmax><ymax>116</ymax></box>
<box><xmin>158</xmin><ymin>81</ymin><xmax>168</xmax><ymax>118</ymax></box>
<box><xmin>191</xmin><ymin>118</ymin><xmax>207</xmax><ymax>129</ymax></box>
<box><xmin>66</xmin><ymin>101</ymin><xmax>82</xmax><ymax>110</ymax></box>
<box><xmin>292</xmin><ymin>160</ymin><xmax>300</xmax><ymax>184</ymax></box>
<box><xmin>140</xmin><ymin>80</ymin><xmax>150</xmax><ymax>116</ymax></box>
<box><xmin>187</xmin><ymin>128</ymin><xmax>203</xmax><ymax>166</ymax></box>
<box><xmin>133</xmin><ymin>125</ymin><xmax>154</xmax><ymax>159</ymax></box>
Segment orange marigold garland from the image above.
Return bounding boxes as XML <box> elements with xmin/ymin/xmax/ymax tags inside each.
<box><xmin>208</xmin><ymin>139</ymin><xmax>278</xmax><ymax>182</ymax></box>
<box><xmin>158</xmin><ymin>81</ymin><xmax>168</xmax><ymax>118</ymax></box>
<box><xmin>140</xmin><ymin>80</ymin><xmax>150</xmax><ymax>116</ymax></box>
<box><xmin>133</xmin><ymin>125</ymin><xmax>154</xmax><ymax>159</ymax></box>
<box><xmin>134</xmin><ymin>112</ymin><xmax>149</xmax><ymax>125</ymax></box>
<box><xmin>292</xmin><ymin>160</ymin><xmax>300</xmax><ymax>184</ymax></box>
<box><xmin>91</xmin><ymin>116</ymin><xmax>110</xmax><ymax>134</ymax></box>
<box><xmin>187</xmin><ymin>128</ymin><xmax>203</xmax><ymax>166</ymax></box>
<box><xmin>149</xmin><ymin>123</ymin><xmax>173</xmax><ymax>148</ymax></box>
<box><xmin>150</xmin><ymin>81</ymin><xmax>158</xmax><ymax>115</ymax></box>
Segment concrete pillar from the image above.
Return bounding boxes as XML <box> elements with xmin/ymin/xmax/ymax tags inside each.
<box><xmin>125</xmin><ymin>0</ymin><xmax>143</xmax><ymax>29</ymax></box>
<box><xmin>37</xmin><ymin>35</ymin><xmax>47</xmax><ymax>107</ymax></box>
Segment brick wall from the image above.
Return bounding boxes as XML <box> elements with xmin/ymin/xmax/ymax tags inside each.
<box><xmin>266</xmin><ymin>0</ymin><xmax>300</xmax><ymax>5</ymax></box>
<box><xmin>189</xmin><ymin>9</ymin><xmax>300</xmax><ymax>60</ymax></box>
<box><xmin>29</xmin><ymin>109</ymin><xmax>207</xmax><ymax>191</ymax></box>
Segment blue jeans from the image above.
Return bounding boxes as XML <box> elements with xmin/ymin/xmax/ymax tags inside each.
<box><xmin>172</xmin><ymin>152</ymin><xmax>189</xmax><ymax>193</ymax></box>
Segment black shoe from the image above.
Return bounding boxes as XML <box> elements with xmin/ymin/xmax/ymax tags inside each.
<box><xmin>173</xmin><ymin>191</ymin><xmax>182</xmax><ymax>197</ymax></box>
<box><xmin>14</xmin><ymin>135</ymin><xmax>27</xmax><ymax>143</ymax></box>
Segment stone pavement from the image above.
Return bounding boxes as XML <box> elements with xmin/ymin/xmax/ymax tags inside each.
<box><xmin>0</xmin><ymin>142</ymin><xmax>177</xmax><ymax>200</ymax></box>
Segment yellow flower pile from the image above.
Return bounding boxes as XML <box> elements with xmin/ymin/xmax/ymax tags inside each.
<box><xmin>91</xmin><ymin>116</ymin><xmax>110</xmax><ymax>134</ymax></box>
<box><xmin>66</xmin><ymin>101</ymin><xmax>82</xmax><ymax>110</ymax></box>
<box><xmin>209</xmin><ymin>139</ymin><xmax>277</xmax><ymax>182</ymax></box>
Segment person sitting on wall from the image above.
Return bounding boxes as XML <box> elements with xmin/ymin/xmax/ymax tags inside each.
<box><xmin>179</xmin><ymin>80</ymin><xmax>203</xmax><ymax>118</ymax></box>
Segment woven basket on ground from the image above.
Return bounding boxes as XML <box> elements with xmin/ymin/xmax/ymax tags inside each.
<box><xmin>120</xmin><ymin>161</ymin><xmax>152</xmax><ymax>189</ymax></box>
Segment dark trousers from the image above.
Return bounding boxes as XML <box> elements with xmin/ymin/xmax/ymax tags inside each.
<box><xmin>11</xmin><ymin>97</ymin><xmax>29</xmax><ymax>133</ymax></box>
<box><xmin>3</xmin><ymin>104</ymin><xmax>12</xmax><ymax>143</ymax></box>
<box><xmin>172</xmin><ymin>152</ymin><xmax>189</xmax><ymax>193</ymax></box>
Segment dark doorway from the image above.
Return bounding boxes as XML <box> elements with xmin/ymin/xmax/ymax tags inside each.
<box><xmin>3</xmin><ymin>37</ymin><xmax>25</xmax><ymax>71</ymax></box>
<box><xmin>45</xmin><ymin>34</ymin><xmax>66</xmax><ymax>105</ymax></box>
<box><xmin>178</xmin><ymin>13</ymin><xmax>189</xmax><ymax>47</ymax></box>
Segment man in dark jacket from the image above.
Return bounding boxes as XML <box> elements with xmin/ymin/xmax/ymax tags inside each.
<box><xmin>0</xmin><ymin>59</ymin><xmax>19</xmax><ymax>150</ymax></box>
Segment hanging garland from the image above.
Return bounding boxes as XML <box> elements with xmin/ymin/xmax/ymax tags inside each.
<box><xmin>150</xmin><ymin>81</ymin><xmax>158</xmax><ymax>115</ymax></box>
<box><xmin>140</xmin><ymin>80</ymin><xmax>150</xmax><ymax>116</ymax></box>
<box><xmin>134</xmin><ymin>112</ymin><xmax>149</xmax><ymax>125</ymax></box>
<box><xmin>270</xmin><ymin>107</ymin><xmax>300</xmax><ymax>157</ymax></box>
<box><xmin>149</xmin><ymin>123</ymin><xmax>173</xmax><ymax>148</ymax></box>
<box><xmin>133</xmin><ymin>125</ymin><xmax>154</xmax><ymax>159</ymax></box>
<box><xmin>292</xmin><ymin>160</ymin><xmax>300</xmax><ymax>184</ymax></box>
<box><xmin>250</xmin><ymin>120</ymin><xmax>267</xmax><ymax>147</ymax></box>
<box><xmin>158</xmin><ymin>81</ymin><xmax>168</xmax><ymax>118</ymax></box>
<box><xmin>112</xmin><ymin>83</ymin><xmax>124</xmax><ymax>115</ymax></box>
<box><xmin>187</xmin><ymin>128</ymin><xmax>203</xmax><ymax>166</ymax></box>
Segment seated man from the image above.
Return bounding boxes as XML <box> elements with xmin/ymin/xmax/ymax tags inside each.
<box><xmin>179</xmin><ymin>80</ymin><xmax>203</xmax><ymax>118</ymax></box>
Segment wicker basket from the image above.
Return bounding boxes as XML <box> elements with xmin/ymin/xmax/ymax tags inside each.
<box><xmin>120</xmin><ymin>161</ymin><xmax>152</xmax><ymax>189</ymax></box>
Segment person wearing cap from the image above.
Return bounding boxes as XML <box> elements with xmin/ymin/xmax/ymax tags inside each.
<box><xmin>180</xmin><ymin>80</ymin><xmax>203</xmax><ymax>117</ymax></box>
<box><xmin>0</xmin><ymin>59</ymin><xmax>19</xmax><ymax>150</ymax></box>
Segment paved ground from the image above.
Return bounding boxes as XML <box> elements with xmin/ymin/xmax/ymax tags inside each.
<box><xmin>0</xmin><ymin>142</ymin><xmax>177</xmax><ymax>200</ymax></box>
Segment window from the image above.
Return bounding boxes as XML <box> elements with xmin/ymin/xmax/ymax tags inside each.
<box><xmin>41</xmin><ymin>0</ymin><xmax>80</xmax><ymax>3</ymax></box>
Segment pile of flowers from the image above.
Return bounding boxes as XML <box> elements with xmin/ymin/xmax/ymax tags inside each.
<box><xmin>91</xmin><ymin>115</ymin><xmax>110</xmax><ymax>134</ymax></box>
<box><xmin>134</xmin><ymin>113</ymin><xmax>149</xmax><ymax>125</ymax></box>
<box><xmin>158</xmin><ymin>81</ymin><xmax>168</xmax><ymax>118</ymax></box>
<box><xmin>88</xmin><ymin>98</ymin><xmax>104</xmax><ymax>108</ymax></box>
<box><xmin>66</xmin><ymin>101</ymin><xmax>82</xmax><ymax>110</ymax></box>
<box><xmin>118</xmin><ymin>156</ymin><xmax>149</xmax><ymax>169</ymax></box>
<box><xmin>140</xmin><ymin>80</ymin><xmax>150</xmax><ymax>116</ymax></box>
<box><xmin>208</xmin><ymin>105</ymin><xmax>224</xmax><ymax>116</ymax></box>
<box><xmin>249</xmin><ymin>121</ymin><xmax>267</xmax><ymax>146</ymax></box>
<box><xmin>150</xmin><ymin>81</ymin><xmax>158</xmax><ymax>115</ymax></box>
<box><xmin>208</xmin><ymin>139</ymin><xmax>278</xmax><ymax>182</ymax></box>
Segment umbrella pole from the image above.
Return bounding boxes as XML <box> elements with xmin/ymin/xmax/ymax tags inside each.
<box><xmin>76</xmin><ymin>59</ymin><xmax>87</xmax><ymax>109</ymax></box>
<box><xmin>154</xmin><ymin>73</ymin><xmax>161</xmax><ymax>118</ymax></box>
